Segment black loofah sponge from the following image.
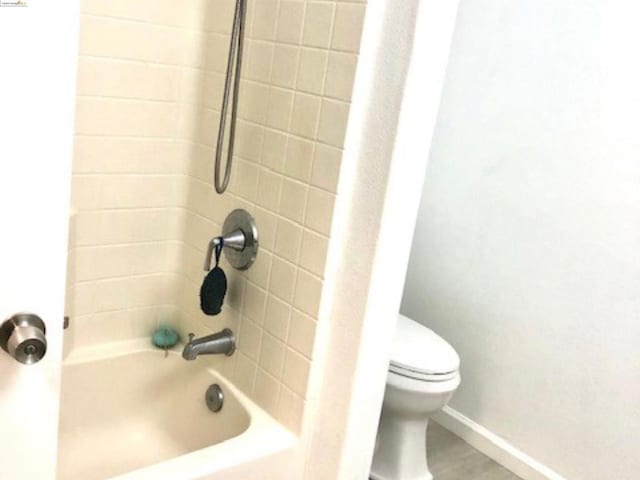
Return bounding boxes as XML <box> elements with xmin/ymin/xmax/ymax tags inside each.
<box><xmin>200</xmin><ymin>266</ymin><xmax>227</xmax><ymax>315</ymax></box>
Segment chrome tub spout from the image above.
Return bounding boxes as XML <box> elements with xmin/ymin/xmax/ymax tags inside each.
<box><xmin>182</xmin><ymin>329</ymin><xmax>236</xmax><ymax>361</ymax></box>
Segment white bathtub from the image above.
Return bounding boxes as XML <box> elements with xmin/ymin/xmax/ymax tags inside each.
<box><xmin>57</xmin><ymin>340</ymin><xmax>295</xmax><ymax>480</ymax></box>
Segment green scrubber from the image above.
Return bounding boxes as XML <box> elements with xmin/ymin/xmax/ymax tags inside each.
<box><xmin>152</xmin><ymin>327</ymin><xmax>180</xmax><ymax>349</ymax></box>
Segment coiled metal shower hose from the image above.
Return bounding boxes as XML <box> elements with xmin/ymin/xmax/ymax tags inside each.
<box><xmin>214</xmin><ymin>0</ymin><xmax>247</xmax><ymax>194</ymax></box>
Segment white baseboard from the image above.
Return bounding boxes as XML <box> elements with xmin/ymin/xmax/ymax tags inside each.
<box><xmin>431</xmin><ymin>406</ymin><xmax>567</xmax><ymax>480</ymax></box>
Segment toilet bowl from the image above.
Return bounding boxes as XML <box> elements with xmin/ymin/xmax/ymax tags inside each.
<box><xmin>371</xmin><ymin>314</ymin><xmax>460</xmax><ymax>480</ymax></box>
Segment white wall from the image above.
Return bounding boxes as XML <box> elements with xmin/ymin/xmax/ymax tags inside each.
<box><xmin>401</xmin><ymin>1</ymin><xmax>640</xmax><ymax>479</ymax></box>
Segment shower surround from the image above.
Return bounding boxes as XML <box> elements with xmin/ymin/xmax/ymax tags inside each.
<box><xmin>68</xmin><ymin>0</ymin><xmax>366</xmax><ymax>434</ymax></box>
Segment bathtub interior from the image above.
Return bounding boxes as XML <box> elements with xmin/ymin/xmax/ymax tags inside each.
<box><xmin>57</xmin><ymin>346</ymin><xmax>260</xmax><ymax>480</ymax></box>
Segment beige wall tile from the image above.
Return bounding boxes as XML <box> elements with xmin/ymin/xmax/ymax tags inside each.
<box><xmin>302</xmin><ymin>2</ymin><xmax>335</xmax><ymax>48</ymax></box>
<box><xmin>181</xmin><ymin>244</ymin><xmax>213</xmax><ymax>285</ymax></box>
<box><xmin>284</xmin><ymin>136</ymin><xmax>314</xmax><ymax>182</ymax></box>
<box><xmin>325</xmin><ymin>51</ymin><xmax>358</xmax><ymax>101</ymax></box>
<box><xmin>331</xmin><ymin>3</ymin><xmax>366</xmax><ymax>52</ymax></box>
<box><xmin>199</xmin><ymin>71</ymin><xmax>225</xmax><ymax>109</ymax></box>
<box><xmin>202</xmin><ymin>0</ymin><xmax>235</xmax><ymax>33</ymax></box>
<box><xmin>269</xmin><ymin>257</ymin><xmax>297</xmax><ymax>303</ymax></box>
<box><xmin>73</xmin><ymin>242</ymin><xmax>181</xmax><ymax>282</ymax></box>
<box><xmin>305</xmin><ymin>187</ymin><xmax>335</xmax><ymax>235</ymax></box>
<box><xmin>72</xmin><ymin>274</ymin><xmax>179</xmax><ymax>317</ymax></box>
<box><xmin>283</xmin><ymin>347</ymin><xmax>311</xmax><ymax>396</ymax></box>
<box><xmin>261</xmin><ymin>130</ymin><xmax>289</xmax><ymax>172</ymax></box>
<box><xmin>247</xmin><ymin>250</ymin><xmax>273</xmax><ymax>290</ymax></box>
<box><xmin>182</xmin><ymin>30</ymin><xmax>208</xmax><ymax>69</ymax></box>
<box><xmin>185</xmin><ymin>177</ymin><xmax>217</xmax><ymax>220</ymax></box>
<box><xmin>72</xmin><ymin>175</ymin><xmax>187</xmax><ymax>210</ymax></box>
<box><xmin>73</xmin><ymin>305</ymin><xmax>178</xmax><ymax>347</ymax></box>
<box><xmin>81</xmin><ymin>0</ymin><xmax>211</xmax><ymax>30</ymax></box>
<box><xmin>253</xmin><ymin>207</ymin><xmax>279</xmax><ymax>251</ymax></box>
<box><xmin>233</xmin><ymin>352</ymin><xmax>258</xmax><ymax>394</ymax></box>
<box><xmin>73</xmin><ymin>137</ymin><xmax>188</xmax><ymax>174</ymax></box>
<box><xmin>238</xmin><ymin>316</ymin><xmax>263</xmax><ymax>361</ymax></box>
<box><xmin>266</xmin><ymin>87</ymin><xmax>295</xmax><ymax>130</ymax></box>
<box><xmin>246</xmin><ymin>40</ymin><xmax>274</xmax><ymax>83</ymax></box>
<box><xmin>73</xmin><ymin>209</ymin><xmax>184</xmax><ymax>246</ymax></box>
<box><xmin>239</xmin><ymin>81</ymin><xmax>270</xmax><ymax>123</ymax></box>
<box><xmin>277</xmin><ymin>1</ymin><xmax>306</xmax><ymax>44</ymax></box>
<box><xmin>276</xmin><ymin>386</ymin><xmax>305</xmax><ymax>434</ymax></box>
<box><xmin>189</xmin><ymin>106</ymin><xmax>222</xmax><ymax>147</ymax></box>
<box><xmin>279</xmin><ymin>178</ymin><xmax>308</xmax><ymax>224</ymax></box>
<box><xmin>79</xmin><ymin>15</ymin><xmax>190</xmax><ymax>65</ymax></box>
<box><xmin>243</xmin><ymin>282</ymin><xmax>267</xmax><ymax>325</ymax></box>
<box><xmin>257</xmin><ymin>169</ymin><xmax>284</xmax><ymax>211</ymax></box>
<box><xmin>77</xmin><ymin>57</ymin><xmax>181</xmax><ymax>101</ymax></box>
<box><xmin>293</xmin><ymin>270</ymin><xmax>322</xmax><ymax>317</ymax></box>
<box><xmin>253</xmin><ymin>368</ymin><xmax>281</xmax><ymax>418</ymax></box>
<box><xmin>250</xmin><ymin>0</ymin><xmax>279</xmax><ymax>41</ymax></box>
<box><xmin>271</xmin><ymin>45</ymin><xmax>301</xmax><ymax>89</ymax></box>
<box><xmin>291</xmin><ymin>93</ymin><xmax>322</xmax><ymax>139</ymax></box>
<box><xmin>75</xmin><ymin>97</ymin><xmax>179</xmax><ymax>137</ymax></box>
<box><xmin>311</xmin><ymin>143</ymin><xmax>342</xmax><ymax>192</ymax></box>
<box><xmin>264</xmin><ymin>294</ymin><xmax>291</xmax><ymax>341</ymax></box>
<box><xmin>288</xmin><ymin>309</ymin><xmax>317</xmax><ymax>359</ymax></box>
<box><xmin>274</xmin><ymin>218</ymin><xmax>303</xmax><ymax>263</ymax></box>
<box><xmin>297</xmin><ymin>48</ymin><xmax>328</xmax><ymax>95</ymax></box>
<box><xmin>299</xmin><ymin>229</ymin><xmax>328</xmax><ymax>277</ymax></box>
<box><xmin>317</xmin><ymin>98</ymin><xmax>350</xmax><ymax>147</ymax></box>
<box><xmin>235</xmin><ymin>121</ymin><xmax>265</xmax><ymax>163</ymax></box>
<box><xmin>260</xmin><ymin>333</ymin><xmax>286</xmax><ymax>379</ymax></box>
<box><xmin>226</xmin><ymin>271</ymin><xmax>248</xmax><ymax>316</ymax></box>
<box><xmin>229</xmin><ymin>159</ymin><xmax>260</xmax><ymax>202</ymax></box>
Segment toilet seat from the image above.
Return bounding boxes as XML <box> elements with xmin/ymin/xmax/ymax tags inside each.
<box><xmin>389</xmin><ymin>363</ymin><xmax>459</xmax><ymax>383</ymax></box>
<box><xmin>389</xmin><ymin>314</ymin><xmax>460</xmax><ymax>382</ymax></box>
<box><xmin>387</xmin><ymin>366</ymin><xmax>461</xmax><ymax>396</ymax></box>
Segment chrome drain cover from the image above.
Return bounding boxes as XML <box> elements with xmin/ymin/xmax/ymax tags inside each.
<box><xmin>205</xmin><ymin>384</ymin><xmax>224</xmax><ymax>412</ymax></box>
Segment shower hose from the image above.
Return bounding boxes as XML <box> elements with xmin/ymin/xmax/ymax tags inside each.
<box><xmin>214</xmin><ymin>0</ymin><xmax>247</xmax><ymax>194</ymax></box>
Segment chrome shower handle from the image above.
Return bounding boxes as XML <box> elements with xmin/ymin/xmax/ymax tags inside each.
<box><xmin>204</xmin><ymin>209</ymin><xmax>259</xmax><ymax>272</ymax></box>
<box><xmin>204</xmin><ymin>229</ymin><xmax>246</xmax><ymax>271</ymax></box>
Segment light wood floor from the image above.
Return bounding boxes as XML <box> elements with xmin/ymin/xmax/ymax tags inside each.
<box><xmin>427</xmin><ymin>422</ymin><xmax>523</xmax><ymax>480</ymax></box>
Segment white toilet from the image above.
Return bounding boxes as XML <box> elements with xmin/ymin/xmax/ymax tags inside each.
<box><xmin>371</xmin><ymin>314</ymin><xmax>461</xmax><ymax>480</ymax></box>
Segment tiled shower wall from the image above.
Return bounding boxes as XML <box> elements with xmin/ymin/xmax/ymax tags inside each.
<box><xmin>177</xmin><ymin>0</ymin><xmax>367</xmax><ymax>432</ymax></box>
<box><xmin>67</xmin><ymin>1</ymin><xmax>196</xmax><ymax>347</ymax></box>
<box><xmin>68</xmin><ymin>0</ymin><xmax>366</xmax><ymax>433</ymax></box>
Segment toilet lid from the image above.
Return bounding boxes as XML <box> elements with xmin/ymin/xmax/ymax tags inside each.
<box><xmin>390</xmin><ymin>314</ymin><xmax>460</xmax><ymax>376</ymax></box>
